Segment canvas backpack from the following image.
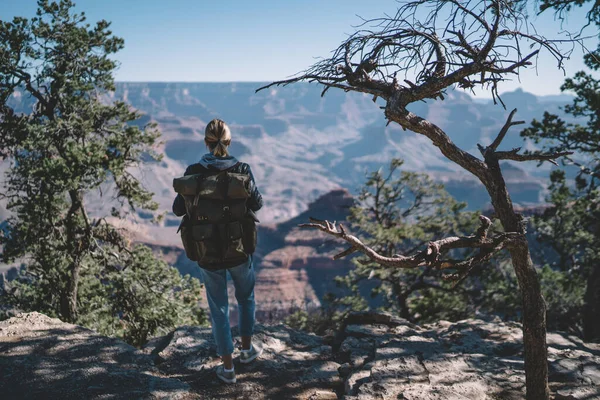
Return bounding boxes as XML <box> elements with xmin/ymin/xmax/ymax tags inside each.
<box><xmin>173</xmin><ymin>164</ymin><xmax>258</xmax><ymax>269</ymax></box>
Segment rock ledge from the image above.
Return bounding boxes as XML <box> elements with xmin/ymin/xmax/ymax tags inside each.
<box><xmin>1</xmin><ymin>312</ymin><xmax>599</xmax><ymax>399</ymax></box>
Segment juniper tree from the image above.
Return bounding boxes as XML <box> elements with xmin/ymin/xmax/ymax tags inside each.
<box><xmin>258</xmin><ymin>1</ymin><xmax>582</xmax><ymax>398</ymax></box>
<box><xmin>0</xmin><ymin>0</ymin><xmax>205</xmax><ymax>343</ymax></box>
<box><xmin>337</xmin><ymin>158</ymin><xmax>492</xmax><ymax>322</ymax></box>
<box><xmin>520</xmin><ymin>0</ymin><xmax>600</xmax><ymax>341</ymax></box>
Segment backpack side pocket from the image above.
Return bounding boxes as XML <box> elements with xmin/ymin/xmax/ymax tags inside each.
<box><xmin>241</xmin><ymin>213</ymin><xmax>258</xmax><ymax>254</ymax></box>
<box><xmin>181</xmin><ymin>224</ymin><xmax>199</xmax><ymax>261</ymax></box>
<box><xmin>222</xmin><ymin>221</ymin><xmax>248</xmax><ymax>263</ymax></box>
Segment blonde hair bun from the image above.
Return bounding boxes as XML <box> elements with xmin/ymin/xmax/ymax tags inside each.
<box><xmin>205</xmin><ymin>119</ymin><xmax>231</xmax><ymax>157</ymax></box>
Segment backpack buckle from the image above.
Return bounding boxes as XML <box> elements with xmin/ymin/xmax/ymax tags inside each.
<box><xmin>222</xmin><ymin>205</ymin><xmax>231</xmax><ymax>220</ymax></box>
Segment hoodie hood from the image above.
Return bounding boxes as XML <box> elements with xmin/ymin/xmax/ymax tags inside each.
<box><xmin>198</xmin><ymin>153</ymin><xmax>239</xmax><ymax>170</ymax></box>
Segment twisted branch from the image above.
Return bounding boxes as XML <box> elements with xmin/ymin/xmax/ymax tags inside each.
<box><xmin>299</xmin><ymin>215</ymin><xmax>523</xmax><ymax>282</ymax></box>
<box><xmin>257</xmin><ymin>0</ymin><xmax>578</xmax><ymax>108</ymax></box>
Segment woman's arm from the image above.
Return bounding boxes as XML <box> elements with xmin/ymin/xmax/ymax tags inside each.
<box><xmin>246</xmin><ymin>165</ymin><xmax>263</xmax><ymax>212</ymax></box>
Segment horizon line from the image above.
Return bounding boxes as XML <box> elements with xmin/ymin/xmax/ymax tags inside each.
<box><xmin>111</xmin><ymin>81</ymin><xmax>574</xmax><ymax>98</ymax></box>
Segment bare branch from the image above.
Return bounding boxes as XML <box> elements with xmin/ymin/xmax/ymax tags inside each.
<box><xmin>488</xmin><ymin>108</ymin><xmax>525</xmax><ymax>152</ymax></box>
<box><xmin>477</xmin><ymin>109</ymin><xmax>569</xmax><ymax>169</ymax></box>
<box><xmin>334</xmin><ymin>246</ymin><xmax>358</xmax><ymax>260</ymax></box>
<box><xmin>341</xmin><ymin>310</ymin><xmax>410</xmax><ymax>328</ymax></box>
<box><xmin>255</xmin><ymin>0</ymin><xmax>580</xmax><ymax>110</ymax></box>
<box><xmin>299</xmin><ymin>215</ymin><xmax>522</xmax><ymax>275</ymax></box>
<box><xmin>496</xmin><ymin>149</ymin><xmax>573</xmax><ymax>165</ymax></box>
<box><xmin>445</xmin><ymin>0</ymin><xmax>491</xmax><ymax>32</ymax></box>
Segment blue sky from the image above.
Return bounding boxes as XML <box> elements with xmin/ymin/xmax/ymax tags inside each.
<box><xmin>1</xmin><ymin>0</ymin><xmax>598</xmax><ymax>97</ymax></box>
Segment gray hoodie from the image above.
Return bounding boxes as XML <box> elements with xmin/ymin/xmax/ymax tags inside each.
<box><xmin>198</xmin><ymin>153</ymin><xmax>239</xmax><ymax>170</ymax></box>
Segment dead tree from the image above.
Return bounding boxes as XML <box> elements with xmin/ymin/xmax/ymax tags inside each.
<box><xmin>257</xmin><ymin>1</ymin><xmax>580</xmax><ymax>399</ymax></box>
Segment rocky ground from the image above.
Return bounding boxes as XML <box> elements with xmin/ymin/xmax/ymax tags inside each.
<box><xmin>0</xmin><ymin>312</ymin><xmax>599</xmax><ymax>400</ymax></box>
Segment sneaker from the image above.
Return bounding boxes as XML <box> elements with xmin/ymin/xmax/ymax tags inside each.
<box><xmin>239</xmin><ymin>343</ymin><xmax>263</xmax><ymax>364</ymax></box>
<box><xmin>216</xmin><ymin>364</ymin><xmax>236</xmax><ymax>384</ymax></box>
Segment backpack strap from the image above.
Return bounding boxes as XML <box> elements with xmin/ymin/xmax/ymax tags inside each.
<box><xmin>206</xmin><ymin>161</ymin><xmax>241</xmax><ymax>172</ymax></box>
<box><xmin>227</xmin><ymin>162</ymin><xmax>241</xmax><ymax>171</ymax></box>
<box><xmin>221</xmin><ymin>162</ymin><xmax>242</xmax><ymax>221</ymax></box>
<box><xmin>221</xmin><ymin>162</ymin><xmax>243</xmax><ymax>259</ymax></box>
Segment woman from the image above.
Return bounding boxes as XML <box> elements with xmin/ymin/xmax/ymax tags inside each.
<box><xmin>172</xmin><ymin>118</ymin><xmax>263</xmax><ymax>384</ymax></box>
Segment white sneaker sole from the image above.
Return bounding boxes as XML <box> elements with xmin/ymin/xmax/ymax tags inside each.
<box><xmin>240</xmin><ymin>346</ymin><xmax>263</xmax><ymax>364</ymax></box>
<box><xmin>217</xmin><ymin>374</ymin><xmax>236</xmax><ymax>384</ymax></box>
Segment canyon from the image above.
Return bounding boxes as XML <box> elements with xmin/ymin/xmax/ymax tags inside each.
<box><xmin>1</xmin><ymin>83</ymin><xmax>581</xmax><ymax>320</ymax></box>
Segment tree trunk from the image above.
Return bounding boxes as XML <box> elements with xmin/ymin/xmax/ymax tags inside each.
<box><xmin>484</xmin><ymin>156</ymin><xmax>549</xmax><ymax>400</ymax></box>
<box><xmin>583</xmin><ymin>265</ymin><xmax>600</xmax><ymax>342</ymax></box>
<box><xmin>396</xmin><ymin>290</ymin><xmax>411</xmax><ymax>321</ymax></box>
<box><xmin>394</xmin><ymin>278</ymin><xmax>427</xmax><ymax>322</ymax></box>
<box><xmin>386</xmin><ymin>100</ymin><xmax>550</xmax><ymax>399</ymax></box>
<box><xmin>506</xmin><ymin>246</ymin><xmax>549</xmax><ymax>400</ymax></box>
<box><xmin>60</xmin><ymin>190</ymin><xmax>84</xmax><ymax>323</ymax></box>
<box><xmin>60</xmin><ymin>260</ymin><xmax>81</xmax><ymax>322</ymax></box>
<box><xmin>59</xmin><ymin>291</ymin><xmax>70</xmax><ymax>321</ymax></box>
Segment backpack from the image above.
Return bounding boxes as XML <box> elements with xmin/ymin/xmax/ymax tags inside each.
<box><xmin>173</xmin><ymin>164</ymin><xmax>258</xmax><ymax>270</ymax></box>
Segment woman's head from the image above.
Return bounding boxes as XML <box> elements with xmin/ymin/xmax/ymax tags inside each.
<box><xmin>204</xmin><ymin>118</ymin><xmax>231</xmax><ymax>157</ymax></box>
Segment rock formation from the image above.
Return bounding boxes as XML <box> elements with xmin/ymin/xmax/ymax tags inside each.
<box><xmin>251</xmin><ymin>189</ymin><xmax>356</xmax><ymax>321</ymax></box>
<box><xmin>1</xmin><ymin>312</ymin><xmax>598</xmax><ymax>399</ymax></box>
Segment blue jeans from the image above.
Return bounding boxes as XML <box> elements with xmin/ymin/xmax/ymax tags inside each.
<box><xmin>199</xmin><ymin>256</ymin><xmax>255</xmax><ymax>356</ymax></box>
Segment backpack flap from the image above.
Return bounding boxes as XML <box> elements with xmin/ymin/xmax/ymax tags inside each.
<box><xmin>226</xmin><ymin>173</ymin><xmax>251</xmax><ymax>199</ymax></box>
<box><xmin>173</xmin><ymin>174</ymin><xmax>224</xmax><ymax>199</ymax></box>
<box><xmin>198</xmin><ymin>174</ymin><xmax>224</xmax><ymax>199</ymax></box>
<box><xmin>173</xmin><ymin>174</ymin><xmax>201</xmax><ymax>196</ymax></box>
<box><xmin>174</xmin><ymin>172</ymin><xmax>251</xmax><ymax>199</ymax></box>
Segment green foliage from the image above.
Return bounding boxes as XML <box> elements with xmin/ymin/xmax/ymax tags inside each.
<box><xmin>78</xmin><ymin>246</ymin><xmax>205</xmax><ymax>347</ymax></box>
<box><xmin>328</xmin><ymin>158</ymin><xmax>509</xmax><ymax>324</ymax></box>
<box><xmin>0</xmin><ymin>0</ymin><xmax>206</xmax><ymax>345</ymax></box>
<box><xmin>538</xmin><ymin>0</ymin><xmax>600</xmax><ymax>30</ymax></box>
<box><xmin>524</xmin><ymin>172</ymin><xmax>598</xmax><ymax>335</ymax></box>
<box><xmin>6</xmin><ymin>245</ymin><xmax>206</xmax><ymax>346</ymax></box>
<box><xmin>520</xmin><ymin>0</ymin><xmax>600</xmax><ymax>340</ymax></box>
<box><xmin>291</xmin><ymin>158</ymin><xmax>590</xmax><ymax>335</ymax></box>
<box><xmin>531</xmin><ymin>172</ymin><xmax>600</xmax><ymax>277</ymax></box>
<box><xmin>475</xmin><ymin>259</ymin><xmax>521</xmax><ymax>321</ymax></box>
<box><xmin>539</xmin><ymin>264</ymin><xmax>586</xmax><ymax>334</ymax></box>
<box><xmin>285</xmin><ymin>306</ymin><xmax>344</xmax><ymax>336</ymax></box>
